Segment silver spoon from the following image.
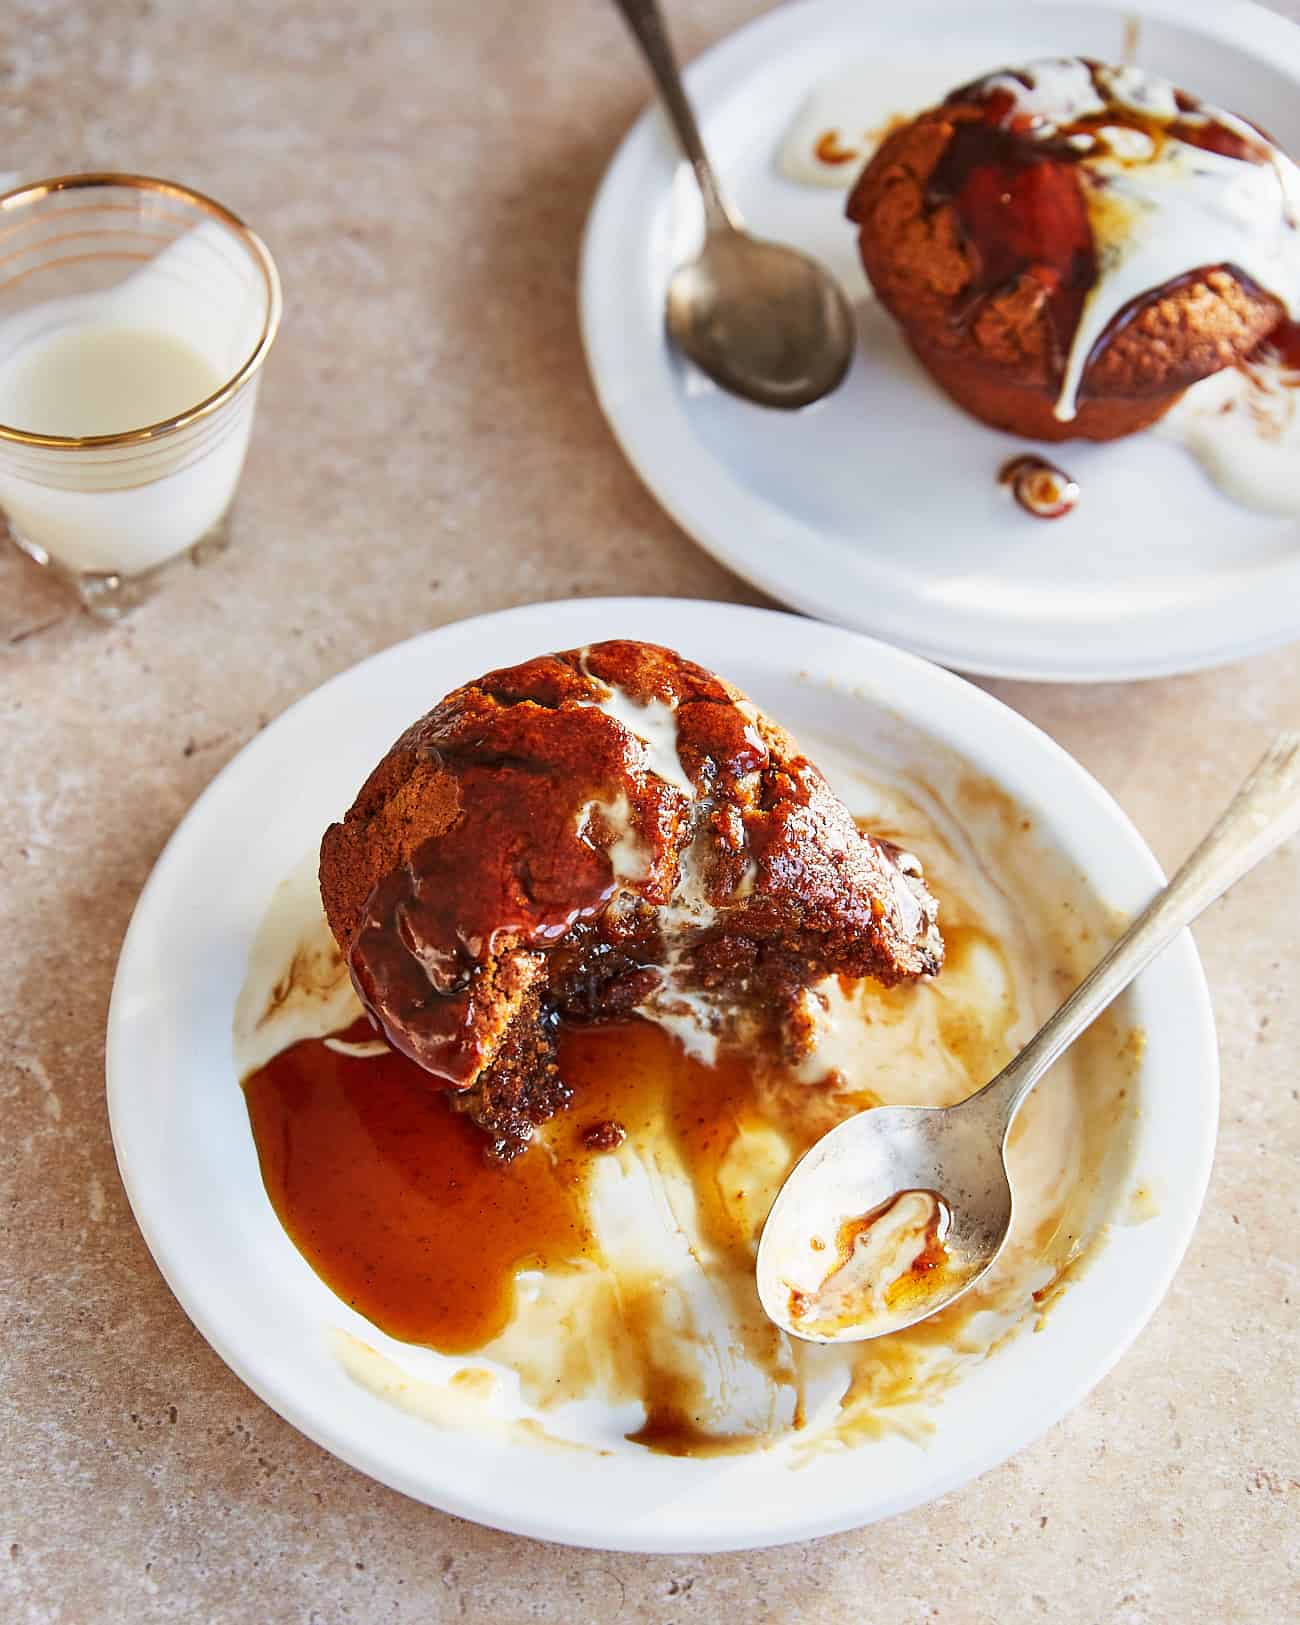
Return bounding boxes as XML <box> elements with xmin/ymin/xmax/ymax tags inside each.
<box><xmin>758</xmin><ymin>733</ymin><xmax>1300</xmax><ymax>1344</ymax></box>
<box><xmin>612</xmin><ymin>0</ymin><xmax>855</xmax><ymax>408</ymax></box>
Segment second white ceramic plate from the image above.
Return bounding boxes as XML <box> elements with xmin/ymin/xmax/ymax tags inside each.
<box><xmin>107</xmin><ymin>598</ymin><xmax>1218</xmax><ymax>1551</ymax></box>
<box><xmin>580</xmin><ymin>0</ymin><xmax>1300</xmax><ymax>681</ymax></box>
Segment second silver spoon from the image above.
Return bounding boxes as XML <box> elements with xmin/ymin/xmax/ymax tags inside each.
<box><xmin>758</xmin><ymin>733</ymin><xmax>1300</xmax><ymax>1344</ymax></box>
<box><xmin>613</xmin><ymin>0</ymin><xmax>855</xmax><ymax>409</ymax></box>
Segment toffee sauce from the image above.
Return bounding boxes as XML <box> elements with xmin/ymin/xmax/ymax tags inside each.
<box><xmin>927</xmin><ymin>101</ymin><xmax>1096</xmax><ymax>369</ymax></box>
<box><xmin>1261</xmin><ymin>315</ymin><xmax>1300</xmax><ymax>369</ymax></box>
<box><xmin>814</xmin><ymin>129</ymin><xmax>860</xmax><ymax>166</ymax></box>
<box><xmin>244</xmin><ymin>1016</ymin><xmax>804</xmax><ymax>1451</ymax></box>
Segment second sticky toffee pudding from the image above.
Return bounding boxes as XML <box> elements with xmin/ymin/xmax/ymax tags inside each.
<box><xmin>847</xmin><ymin>57</ymin><xmax>1300</xmax><ymax>441</ymax></box>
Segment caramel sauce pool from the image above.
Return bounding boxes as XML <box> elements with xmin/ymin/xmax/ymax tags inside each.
<box><xmin>245</xmin><ymin>1017</ymin><xmax>586</xmax><ymax>1352</ymax></box>
<box><xmin>243</xmin><ymin>1017</ymin><xmax>791</xmax><ymax>1366</ymax></box>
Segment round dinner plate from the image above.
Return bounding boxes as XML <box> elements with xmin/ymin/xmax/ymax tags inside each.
<box><xmin>107</xmin><ymin>598</ymin><xmax>1218</xmax><ymax>1551</ymax></box>
<box><xmin>580</xmin><ymin>0</ymin><xmax>1300</xmax><ymax>681</ymax></box>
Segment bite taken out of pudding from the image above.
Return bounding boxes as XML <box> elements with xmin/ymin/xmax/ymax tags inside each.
<box><xmin>319</xmin><ymin>640</ymin><xmax>943</xmax><ymax>1162</ymax></box>
<box><xmin>846</xmin><ymin>57</ymin><xmax>1300</xmax><ymax>441</ymax></box>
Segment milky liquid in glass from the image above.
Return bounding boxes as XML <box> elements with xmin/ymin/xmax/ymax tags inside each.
<box><xmin>0</xmin><ymin>324</ymin><xmax>221</xmax><ymax>438</ymax></box>
<box><xmin>0</xmin><ymin>221</ymin><xmax>266</xmax><ymax>577</ymax></box>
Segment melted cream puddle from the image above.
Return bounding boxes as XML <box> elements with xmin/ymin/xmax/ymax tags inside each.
<box><xmin>1160</xmin><ymin>349</ymin><xmax>1300</xmax><ymax>514</ymax></box>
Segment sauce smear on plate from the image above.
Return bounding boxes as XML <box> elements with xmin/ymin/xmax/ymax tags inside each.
<box><xmin>244</xmin><ymin>1017</ymin><xmax>591</xmax><ymax>1351</ymax></box>
<box><xmin>244</xmin><ymin>1018</ymin><xmax>784</xmax><ymax>1374</ymax></box>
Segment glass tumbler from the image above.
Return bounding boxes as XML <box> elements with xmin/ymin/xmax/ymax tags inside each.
<box><xmin>0</xmin><ymin>173</ymin><xmax>281</xmax><ymax>616</ymax></box>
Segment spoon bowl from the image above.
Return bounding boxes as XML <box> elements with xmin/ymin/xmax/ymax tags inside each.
<box><xmin>757</xmin><ymin>1098</ymin><xmax>1014</xmax><ymax>1344</ymax></box>
<box><xmin>759</xmin><ymin>732</ymin><xmax>1300</xmax><ymax>1344</ymax></box>
<box><xmin>666</xmin><ymin>232</ymin><xmax>855</xmax><ymax>409</ymax></box>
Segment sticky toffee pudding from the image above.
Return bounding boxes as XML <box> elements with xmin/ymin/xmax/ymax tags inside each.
<box><xmin>318</xmin><ymin>641</ymin><xmax>942</xmax><ymax>1162</ymax></box>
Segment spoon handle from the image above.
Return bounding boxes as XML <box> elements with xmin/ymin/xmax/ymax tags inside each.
<box><xmin>977</xmin><ymin>732</ymin><xmax>1300</xmax><ymax>1135</ymax></box>
<box><xmin>611</xmin><ymin>0</ymin><xmax>740</xmax><ymax>232</ymax></box>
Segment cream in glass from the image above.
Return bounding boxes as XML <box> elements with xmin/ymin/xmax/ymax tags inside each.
<box><xmin>0</xmin><ymin>174</ymin><xmax>281</xmax><ymax>615</ymax></box>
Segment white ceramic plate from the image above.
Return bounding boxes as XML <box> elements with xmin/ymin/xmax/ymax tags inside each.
<box><xmin>107</xmin><ymin>598</ymin><xmax>1218</xmax><ymax>1551</ymax></box>
<box><xmin>580</xmin><ymin>0</ymin><xmax>1300</xmax><ymax>681</ymax></box>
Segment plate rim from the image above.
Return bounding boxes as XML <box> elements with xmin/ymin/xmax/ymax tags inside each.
<box><xmin>578</xmin><ymin>0</ymin><xmax>1300</xmax><ymax>683</ymax></box>
<box><xmin>105</xmin><ymin>596</ymin><xmax>1220</xmax><ymax>1551</ymax></box>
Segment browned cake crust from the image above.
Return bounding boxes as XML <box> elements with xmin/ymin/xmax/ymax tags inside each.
<box><xmin>846</xmin><ymin>77</ymin><xmax>1286</xmax><ymax>442</ymax></box>
<box><xmin>321</xmin><ymin>640</ymin><xmax>943</xmax><ymax>1160</ymax></box>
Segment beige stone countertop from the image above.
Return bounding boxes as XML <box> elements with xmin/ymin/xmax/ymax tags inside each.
<box><xmin>2</xmin><ymin>1</ymin><xmax>1297</xmax><ymax>1620</ymax></box>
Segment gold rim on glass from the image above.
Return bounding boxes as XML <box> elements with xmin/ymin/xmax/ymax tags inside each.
<box><xmin>0</xmin><ymin>172</ymin><xmax>282</xmax><ymax>451</ymax></box>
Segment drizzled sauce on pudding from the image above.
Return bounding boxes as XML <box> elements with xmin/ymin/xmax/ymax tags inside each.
<box><xmin>927</xmin><ymin>95</ymin><xmax>1097</xmax><ymax>376</ymax></box>
<box><xmin>1263</xmin><ymin>315</ymin><xmax>1300</xmax><ymax>369</ymax></box>
<box><xmin>924</xmin><ymin>58</ymin><xmax>1300</xmax><ymax>420</ymax></box>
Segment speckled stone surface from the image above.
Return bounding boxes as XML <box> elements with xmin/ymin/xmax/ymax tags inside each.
<box><xmin>2</xmin><ymin>2</ymin><xmax>1298</xmax><ymax>1620</ymax></box>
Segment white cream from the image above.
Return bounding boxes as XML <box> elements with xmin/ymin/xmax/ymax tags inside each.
<box><xmin>330</xmin><ymin>1332</ymin><xmax>594</xmax><ymax>1454</ymax></box>
<box><xmin>1097</xmin><ymin>125</ymin><xmax>1155</xmax><ymax>162</ymax></box>
<box><xmin>572</xmin><ymin>740</ymin><xmax>723</xmax><ymax>1055</ymax></box>
<box><xmin>576</xmin><ymin>656</ymin><xmax>695</xmax><ymax>800</ymax></box>
<box><xmin>567</xmin><ymin>1122</ymin><xmax>792</xmax><ymax>1439</ymax></box>
<box><xmin>657</xmin><ymin>831</ymin><xmax>717</xmax><ymax>932</ymax></box>
<box><xmin>973</xmin><ymin>56</ymin><xmax>1106</xmax><ymax>125</ymax></box>
<box><xmin>232</xmin><ymin>855</ymin><xmax>360</xmax><ymax>1077</ymax></box>
<box><xmin>575</xmin><ymin>791</ymin><xmax>652</xmax><ymax>883</ymax></box>
<box><xmin>0</xmin><ymin>222</ymin><xmax>267</xmax><ymax>575</ymax></box>
<box><xmin>778</xmin><ymin>68</ymin><xmax>898</xmax><ymax>188</ymax></box>
<box><xmin>636</xmin><ymin>954</ymin><xmax>722</xmax><ymax>1066</ymax></box>
<box><xmin>776</xmin><ymin>55</ymin><xmax>998</xmax><ymax>190</ymax></box>
<box><xmin>1100</xmin><ymin>62</ymin><xmax>1180</xmax><ymax>120</ymax></box>
<box><xmin>634</xmin><ymin>827</ymin><xmax>728</xmax><ymax>1059</ymax></box>
<box><xmin>1159</xmin><ymin>348</ymin><xmax>1300</xmax><ymax>514</ymax></box>
<box><xmin>794</xmin><ymin>920</ymin><xmax>1023</xmax><ymax>1098</ymax></box>
<box><xmin>573</xmin><ymin>658</ymin><xmax>747</xmax><ymax>1057</ymax></box>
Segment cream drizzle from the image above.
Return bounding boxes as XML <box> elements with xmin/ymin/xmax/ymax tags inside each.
<box><xmin>636</xmin><ymin>833</ymin><xmax>724</xmax><ymax>1062</ymax></box>
<box><xmin>966</xmin><ymin>58</ymin><xmax>1300</xmax><ymax>422</ymax></box>
<box><xmin>576</xmin><ymin>650</ymin><xmax>695</xmax><ymax>799</ymax></box>
<box><xmin>322</xmin><ymin>1035</ymin><xmax>391</xmax><ymax>1059</ymax></box>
